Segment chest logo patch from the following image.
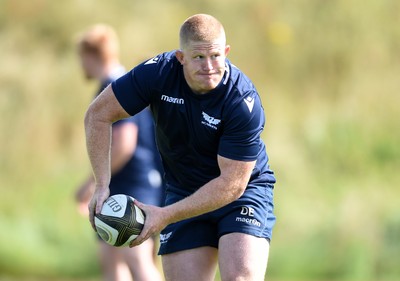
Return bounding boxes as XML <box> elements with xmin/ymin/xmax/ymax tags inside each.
<box><xmin>201</xmin><ymin>112</ymin><xmax>221</xmax><ymax>130</ymax></box>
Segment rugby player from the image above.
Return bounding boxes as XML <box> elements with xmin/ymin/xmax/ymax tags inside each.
<box><xmin>85</xmin><ymin>15</ymin><xmax>276</xmax><ymax>281</ymax></box>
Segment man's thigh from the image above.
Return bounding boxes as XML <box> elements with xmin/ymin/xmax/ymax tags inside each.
<box><xmin>218</xmin><ymin>233</ymin><xmax>270</xmax><ymax>281</ymax></box>
<box><xmin>162</xmin><ymin>246</ymin><xmax>218</xmax><ymax>281</ymax></box>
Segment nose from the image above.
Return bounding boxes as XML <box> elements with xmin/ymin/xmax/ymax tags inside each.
<box><xmin>202</xmin><ymin>58</ymin><xmax>213</xmax><ymax>71</ymax></box>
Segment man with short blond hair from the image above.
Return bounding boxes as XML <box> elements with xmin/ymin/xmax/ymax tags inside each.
<box><xmin>179</xmin><ymin>14</ymin><xmax>225</xmax><ymax>46</ymax></box>
<box><xmin>85</xmin><ymin>14</ymin><xmax>276</xmax><ymax>281</ymax></box>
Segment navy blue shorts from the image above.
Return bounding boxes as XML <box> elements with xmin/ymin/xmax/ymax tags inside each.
<box><xmin>158</xmin><ymin>183</ymin><xmax>275</xmax><ymax>255</ymax></box>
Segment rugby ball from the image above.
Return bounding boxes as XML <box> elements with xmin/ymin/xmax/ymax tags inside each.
<box><xmin>94</xmin><ymin>194</ymin><xmax>145</xmax><ymax>247</ymax></box>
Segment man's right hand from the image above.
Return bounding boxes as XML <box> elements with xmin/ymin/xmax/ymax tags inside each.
<box><xmin>88</xmin><ymin>186</ymin><xmax>110</xmax><ymax>230</ymax></box>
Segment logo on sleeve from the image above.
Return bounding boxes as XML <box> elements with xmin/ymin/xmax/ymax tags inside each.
<box><xmin>144</xmin><ymin>56</ymin><xmax>159</xmax><ymax>65</ymax></box>
<box><xmin>201</xmin><ymin>112</ymin><xmax>221</xmax><ymax>130</ymax></box>
<box><xmin>244</xmin><ymin>96</ymin><xmax>255</xmax><ymax>113</ymax></box>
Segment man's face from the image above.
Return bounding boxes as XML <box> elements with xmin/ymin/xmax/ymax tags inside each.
<box><xmin>176</xmin><ymin>40</ymin><xmax>230</xmax><ymax>94</ymax></box>
<box><xmin>79</xmin><ymin>52</ymin><xmax>102</xmax><ymax>80</ymax></box>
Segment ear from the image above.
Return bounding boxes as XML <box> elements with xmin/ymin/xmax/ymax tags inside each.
<box><xmin>225</xmin><ymin>45</ymin><xmax>231</xmax><ymax>56</ymax></box>
<box><xmin>175</xmin><ymin>50</ymin><xmax>185</xmax><ymax>65</ymax></box>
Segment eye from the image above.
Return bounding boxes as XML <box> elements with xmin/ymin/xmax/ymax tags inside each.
<box><xmin>194</xmin><ymin>55</ymin><xmax>204</xmax><ymax>60</ymax></box>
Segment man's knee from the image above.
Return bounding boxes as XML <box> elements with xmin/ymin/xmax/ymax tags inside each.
<box><xmin>218</xmin><ymin>233</ymin><xmax>269</xmax><ymax>281</ymax></box>
<box><xmin>221</xmin><ymin>266</ymin><xmax>253</xmax><ymax>281</ymax></box>
<box><xmin>220</xmin><ymin>257</ymin><xmax>264</xmax><ymax>281</ymax></box>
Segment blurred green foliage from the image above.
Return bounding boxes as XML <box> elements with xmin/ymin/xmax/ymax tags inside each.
<box><xmin>0</xmin><ymin>0</ymin><xmax>399</xmax><ymax>280</ymax></box>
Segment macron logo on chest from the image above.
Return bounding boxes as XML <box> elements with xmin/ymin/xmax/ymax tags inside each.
<box><xmin>161</xmin><ymin>95</ymin><xmax>184</xmax><ymax>105</ymax></box>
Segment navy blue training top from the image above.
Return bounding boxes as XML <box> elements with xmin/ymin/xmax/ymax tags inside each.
<box><xmin>97</xmin><ymin>67</ymin><xmax>164</xmax><ymax>200</ymax></box>
<box><xmin>112</xmin><ymin>51</ymin><xmax>275</xmax><ymax>195</ymax></box>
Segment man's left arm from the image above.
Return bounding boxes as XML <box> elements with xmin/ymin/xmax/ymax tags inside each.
<box><xmin>131</xmin><ymin>155</ymin><xmax>255</xmax><ymax>246</ymax></box>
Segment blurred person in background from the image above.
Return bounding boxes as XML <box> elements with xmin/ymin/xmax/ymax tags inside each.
<box><xmin>74</xmin><ymin>24</ymin><xmax>164</xmax><ymax>281</ymax></box>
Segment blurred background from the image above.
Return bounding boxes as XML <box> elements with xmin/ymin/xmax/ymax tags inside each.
<box><xmin>0</xmin><ymin>0</ymin><xmax>399</xmax><ymax>280</ymax></box>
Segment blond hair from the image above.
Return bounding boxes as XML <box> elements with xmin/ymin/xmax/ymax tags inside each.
<box><xmin>77</xmin><ymin>24</ymin><xmax>119</xmax><ymax>62</ymax></box>
<box><xmin>179</xmin><ymin>14</ymin><xmax>226</xmax><ymax>49</ymax></box>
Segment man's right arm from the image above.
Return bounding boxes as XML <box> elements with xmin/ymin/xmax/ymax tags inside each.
<box><xmin>84</xmin><ymin>84</ymin><xmax>130</xmax><ymax>229</ymax></box>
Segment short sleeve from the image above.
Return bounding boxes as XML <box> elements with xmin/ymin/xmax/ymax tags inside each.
<box><xmin>112</xmin><ymin>115</ymin><xmax>138</xmax><ymax>128</ymax></box>
<box><xmin>218</xmin><ymin>93</ymin><xmax>265</xmax><ymax>161</ymax></box>
<box><xmin>111</xmin><ymin>63</ymin><xmax>154</xmax><ymax>116</ymax></box>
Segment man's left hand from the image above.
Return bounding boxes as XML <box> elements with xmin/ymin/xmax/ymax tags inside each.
<box><xmin>129</xmin><ymin>200</ymin><xmax>170</xmax><ymax>247</ymax></box>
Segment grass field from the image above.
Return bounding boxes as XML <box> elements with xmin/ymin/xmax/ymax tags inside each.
<box><xmin>1</xmin><ymin>0</ymin><xmax>399</xmax><ymax>280</ymax></box>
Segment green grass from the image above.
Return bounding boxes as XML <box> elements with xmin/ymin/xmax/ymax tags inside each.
<box><xmin>1</xmin><ymin>0</ymin><xmax>399</xmax><ymax>280</ymax></box>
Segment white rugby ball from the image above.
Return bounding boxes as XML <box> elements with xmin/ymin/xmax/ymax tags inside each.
<box><xmin>94</xmin><ymin>194</ymin><xmax>145</xmax><ymax>247</ymax></box>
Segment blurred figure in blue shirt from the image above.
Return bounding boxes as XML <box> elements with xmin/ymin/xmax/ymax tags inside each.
<box><xmin>75</xmin><ymin>24</ymin><xmax>163</xmax><ymax>281</ymax></box>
